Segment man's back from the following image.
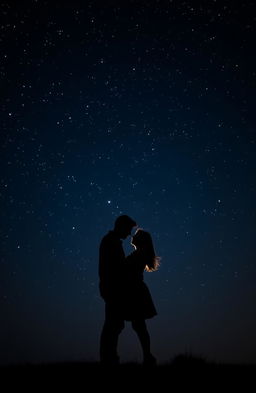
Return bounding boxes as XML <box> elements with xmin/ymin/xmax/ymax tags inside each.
<box><xmin>99</xmin><ymin>230</ymin><xmax>125</xmax><ymax>301</ymax></box>
<box><xmin>98</xmin><ymin>215</ymin><xmax>137</xmax><ymax>364</ymax></box>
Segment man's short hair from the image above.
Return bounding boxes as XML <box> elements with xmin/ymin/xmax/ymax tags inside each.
<box><xmin>114</xmin><ymin>215</ymin><xmax>137</xmax><ymax>229</ymax></box>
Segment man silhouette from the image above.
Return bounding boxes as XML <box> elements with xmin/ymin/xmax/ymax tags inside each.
<box><xmin>99</xmin><ymin>215</ymin><xmax>137</xmax><ymax>365</ymax></box>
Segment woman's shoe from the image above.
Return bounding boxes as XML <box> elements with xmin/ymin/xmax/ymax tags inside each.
<box><xmin>143</xmin><ymin>353</ymin><xmax>157</xmax><ymax>366</ymax></box>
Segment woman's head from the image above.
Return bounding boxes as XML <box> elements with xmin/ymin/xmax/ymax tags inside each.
<box><xmin>131</xmin><ymin>228</ymin><xmax>160</xmax><ymax>272</ymax></box>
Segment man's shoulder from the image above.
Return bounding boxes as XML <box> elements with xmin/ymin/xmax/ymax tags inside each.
<box><xmin>101</xmin><ymin>230</ymin><xmax>113</xmax><ymax>240</ymax></box>
<box><xmin>100</xmin><ymin>231</ymin><xmax>119</xmax><ymax>245</ymax></box>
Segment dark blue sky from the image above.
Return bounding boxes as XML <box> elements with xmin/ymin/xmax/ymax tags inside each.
<box><xmin>1</xmin><ymin>0</ymin><xmax>256</xmax><ymax>365</ymax></box>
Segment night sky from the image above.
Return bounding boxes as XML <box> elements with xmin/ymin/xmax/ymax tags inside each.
<box><xmin>1</xmin><ymin>0</ymin><xmax>256</xmax><ymax>366</ymax></box>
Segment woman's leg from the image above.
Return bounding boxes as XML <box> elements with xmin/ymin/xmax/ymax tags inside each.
<box><xmin>131</xmin><ymin>319</ymin><xmax>156</xmax><ymax>364</ymax></box>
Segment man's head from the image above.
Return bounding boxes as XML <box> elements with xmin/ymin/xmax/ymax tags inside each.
<box><xmin>114</xmin><ymin>215</ymin><xmax>137</xmax><ymax>239</ymax></box>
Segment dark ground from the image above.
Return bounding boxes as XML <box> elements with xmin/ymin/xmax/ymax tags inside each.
<box><xmin>1</xmin><ymin>356</ymin><xmax>255</xmax><ymax>389</ymax></box>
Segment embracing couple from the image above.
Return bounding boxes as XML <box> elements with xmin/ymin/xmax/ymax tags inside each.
<box><xmin>99</xmin><ymin>215</ymin><xmax>160</xmax><ymax>366</ymax></box>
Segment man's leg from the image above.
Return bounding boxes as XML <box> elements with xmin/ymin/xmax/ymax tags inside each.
<box><xmin>100</xmin><ymin>303</ymin><xmax>124</xmax><ymax>364</ymax></box>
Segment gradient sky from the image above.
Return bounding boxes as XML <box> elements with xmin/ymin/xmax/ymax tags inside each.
<box><xmin>1</xmin><ymin>0</ymin><xmax>256</xmax><ymax>365</ymax></box>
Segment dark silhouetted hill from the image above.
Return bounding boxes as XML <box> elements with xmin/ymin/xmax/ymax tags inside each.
<box><xmin>1</xmin><ymin>354</ymin><xmax>255</xmax><ymax>389</ymax></box>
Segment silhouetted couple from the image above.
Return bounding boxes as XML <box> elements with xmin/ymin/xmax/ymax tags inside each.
<box><xmin>99</xmin><ymin>215</ymin><xmax>160</xmax><ymax>366</ymax></box>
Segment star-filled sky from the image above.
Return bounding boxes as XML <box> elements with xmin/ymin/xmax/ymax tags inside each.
<box><xmin>1</xmin><ymin>0</ymin><xmax>256</xmax><ymax>365</ymax></box>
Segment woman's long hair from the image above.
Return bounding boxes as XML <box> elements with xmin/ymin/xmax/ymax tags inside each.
<box><xmin>132</xmin><ymin>229</ymin><xmax>161</xmax><ymax>272</ymax></box>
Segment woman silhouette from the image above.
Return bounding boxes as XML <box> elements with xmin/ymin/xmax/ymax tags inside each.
<box><xmin>124</xmin><ymin>228</ymin><xmax>160</xmax><ymax>365</ymax></box>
